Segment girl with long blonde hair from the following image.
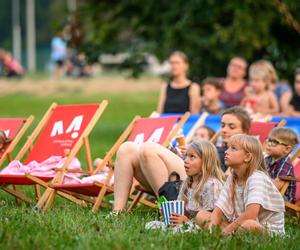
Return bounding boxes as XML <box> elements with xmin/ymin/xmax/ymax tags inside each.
<box><xmin>170</xmin><ymin>140</ymin><xmax>224</xmax><ymax>225</ymax></box>
<box><xmin>206</xmin><ymin>134</ymin><xmax>285</xmax><ymax>236</ymax></box>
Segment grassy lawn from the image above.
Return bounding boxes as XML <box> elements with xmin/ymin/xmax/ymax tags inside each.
<box><xmin>0</xmin><ymin>92</ymin><xmax>299</xmax><ymax>250</ymax></box>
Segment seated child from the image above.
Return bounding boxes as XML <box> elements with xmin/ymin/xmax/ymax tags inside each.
<box><xmin>192</xmin><ymin>125</ymin><xmax>215</xmax><ymax>141</ymax></box>
<box><xmin>145</xmin><ymin>140</ymin><xmax>224</xmax><ymax>231</ymax></box>
<box><xmin>200</xmin><ymin>77</ymin><xmax>225</xmax><ymax>114</ymax></box>
<box><xmin>265</xmin><ymin>127</ymin><xmax>298</xmax><ymax>203</ymax></box>
<box><xmin>242</xmin><ymin>62</ymin><xmax>279</xmax><ymax>115</ymax></box>
<box><xmin>197</xmin><ymin>134</ymin><xmax>285</xmax><ymax>236</ymax></box>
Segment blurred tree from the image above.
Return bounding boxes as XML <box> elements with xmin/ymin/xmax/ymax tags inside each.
<box><xmin>78</xmin><ymin>0</ymin><xmax>300</xmax><ymax>82</ymax></box>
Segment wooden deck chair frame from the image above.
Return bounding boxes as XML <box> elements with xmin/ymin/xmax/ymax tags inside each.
<box><xmin>127</xmin><ymin>113</ymin><xmax>190</xmax><ymax>211</ymax></box>
<box><xmin>0</xmin><ymin>101</ymin><xmax>108</xmax><ymax>207</ymax></box>
<box><xmin>0</xmin><ymin>116</ymin><xmax>34</xmax><ymax>166</ymax></box>
<box><xmin>279</xmin><ymin>147</ymin><xmax>300</xmax><ymax>217</ymax></box>
<box><xmin>45</xmin><ymin>112</ymin><xmax>190</xmax><ymax>213</ymax></box>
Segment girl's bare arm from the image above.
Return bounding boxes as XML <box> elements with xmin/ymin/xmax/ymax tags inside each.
<box><xmin>221</xmin><ymin>203</ymin><xmax>261</xmax><ymax>235</ymax></box>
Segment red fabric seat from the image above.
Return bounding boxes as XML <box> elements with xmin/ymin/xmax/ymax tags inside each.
<box><xmin>0</xmin><ymin>174</ymin><xmax>52</xmax><ymax>185</ymax></box>
<box><xmin>249</xmin><ymin>121</ymin><xmax>277</xmax><ymax>143</ymax></box>
<box><xmin>52</xmin><ymin>183</ymin><xmax>113</xmax><ymax>197</ymax></box>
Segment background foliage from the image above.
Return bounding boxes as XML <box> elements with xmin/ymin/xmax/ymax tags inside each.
<box><xmin>78</xmin><ymin>0</ymin><xmax>300</xmax><ymax>82</ymax></box>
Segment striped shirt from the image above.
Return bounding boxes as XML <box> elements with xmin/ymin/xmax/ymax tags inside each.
<box><xmin>178</xmin><ymin>178</ymin><xmax>223</xmax><ymax>218</ymax></box>
<box><xmin>216</xmin><ymin>170</ymin><xmax>285</xmax><ymax>235</ymax></box>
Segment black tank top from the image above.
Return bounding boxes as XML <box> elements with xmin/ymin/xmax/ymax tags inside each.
<box><xmin>163</xmin><ymin>83</ymin><xmax>191</xmax><ymax>113</ymax></box>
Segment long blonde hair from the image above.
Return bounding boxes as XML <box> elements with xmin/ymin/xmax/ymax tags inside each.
<box><xmin>227</xmin><ymin>134</ymin><xmax>267</xmax><ymax>206</ymax></box>
<box><xmin>180</xmin><ymin>140</ymin><xmax>224</xmax><ymax>206</ymax></box>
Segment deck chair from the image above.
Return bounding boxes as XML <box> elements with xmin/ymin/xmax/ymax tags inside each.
<box><xmin>46</xmin><ymin>113</ymin><xmax>190</xmax><ymax>213</ymax></box>
<box><xmin>279</xmin><ymin>148</ymin><xmax>300</xmax><ymax>217</ymax></box>
<box><xmin>128</xmin><ymin>118</ymin><xmax>221</xmax><ymax>212</ymax></box>
<box><xmin>0</xmin><ymin>101</ymin><xmax>108</xmax><ymax>205</ymax></box>
<box><xmin>0</xmin><ymin>117</ymin><xmax>34</xmax><ymax>166</ymax></box>
<box><xmin>249</xmin><ymin>119</ymin><xmax>286</xmax><ymax>143</ymax></box>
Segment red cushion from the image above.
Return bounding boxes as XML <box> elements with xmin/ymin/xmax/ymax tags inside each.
<box><xmin>53</xmin><ymin>183</ymin><xmax>112</xmax><ymax>197</ymax></box>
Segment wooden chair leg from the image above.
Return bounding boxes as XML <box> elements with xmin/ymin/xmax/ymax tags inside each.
<box><xmin>34</xmin><ymin>185</ymin><xmax>41</xmax><ymax>199</ymax></box>
<box><xmin>128</xmin><ymin>190</ymin><xmax>143</xmax><ymax>211</ymax></box>
<box><xmin>92</xmin><ymin>187</ymin><xmax>107</xmax><ymax>213</ymax></box>
<box><xmin>42</xmin><ymin>189</ymin><xmax>56</xmax><ymax>212</ymax></box>
<box><xmin>12</xmin><ymin>185</ymin><xmax>21</xmax><ymax>205</ymax></box>
<box><xmin>2</xmin><ymin>186</ymin><xmax>33</xmax><ymax>204</ymax></box>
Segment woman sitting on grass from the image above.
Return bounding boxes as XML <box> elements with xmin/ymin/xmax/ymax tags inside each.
<box><xmin>196</xmin><ymin>134</ymin><xmax>285</xmax><ymax>236</ymax></box>
<box><xmin>146</xmin><ymin>140</ymin><xmax>224</xmax><ymax>230</ymax></box>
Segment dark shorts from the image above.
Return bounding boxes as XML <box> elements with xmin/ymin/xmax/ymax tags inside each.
<box><xmin>55</xmin><ymin>59</ymin><xmax>65</xmax><ymax>67</ymax></box>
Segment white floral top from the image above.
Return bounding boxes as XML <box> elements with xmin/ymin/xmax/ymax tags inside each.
<box><xmin>177</xmin><ymin>177</ymin><xmax>223</xmax><ymax>218</ymax></box>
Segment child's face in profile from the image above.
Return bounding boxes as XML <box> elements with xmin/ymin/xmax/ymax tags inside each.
<box><xmin>203</xmin><ymin>84</ymin><xmax>220</xmax><ymax>101</ymax></box>
<box><xmin>294</xmin><ymin>74</ymin><xmax>300</xmax><ymax>96</ymax></box>
<box><xmin>184</xmin><ymin>147</ymin><xmax>202</xmax><ymax>177</ymax></box>
<box><xmin>221</xmin><ymin>114</ymin><xmax>244</xmax><ymax>144</ymax></box>
<box><xmin>193</xmin><ymin>127</ymin><xmax>210</xmax><ymax>141</ymax></box>
<box><xmin>225</xmin><ymin>142</ymin><xmax>251</xmax><ymax>169</ymax></box>
<box><xmin>250</xmin><ymin>75</ymin><xmax>267</xmax><ymax>93</ymax></box>
<box><xmin>265</xmin><ymin>136</ymin><xmax>291</xmax><ymax>160</ymax></box>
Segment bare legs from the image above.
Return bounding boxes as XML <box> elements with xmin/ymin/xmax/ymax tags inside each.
<box><xmin>139</xmin><ymin>142</ymin><xmax>186</xmax><ymax>194</ymax></box>
<box><xmin>113</xmin><ymin>142</ymin><xmax>185</xmax><ymax>211</ymax></box>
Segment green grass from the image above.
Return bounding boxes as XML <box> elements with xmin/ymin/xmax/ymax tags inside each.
<box><xmin>0</xmin><ymin>92</ymin><xmax>299</xmax><ymax>250</ymax></box>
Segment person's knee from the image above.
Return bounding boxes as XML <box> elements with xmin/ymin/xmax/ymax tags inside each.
<box><xmin>117</xmin><ymin>142</ymin><xmax>138</xmax><ymax>158</ymax></box>
<box><xmin>195</xmin><ymin>210</ymin><xmax>211</xmax><ymax>225</ymax></box>
<box><xmin>139</xmin><ymin>142</ymin><xmax>158</xmax><ymax>162</ymax></box>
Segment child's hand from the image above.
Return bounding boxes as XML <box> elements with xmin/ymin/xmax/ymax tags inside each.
<box><xmin>169</xmin><ymin>213</ymin><xmax>189</xmax><ymax>226</ymax></box>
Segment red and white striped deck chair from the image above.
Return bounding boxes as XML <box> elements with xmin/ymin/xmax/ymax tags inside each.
<box><xmin>0</xmin><ymin>117</ymin><xmax>34</xmax><ymax>166</ymax></box>
<box><xmin>47</xmin><ymin>113</ymin><xmax>190</xmax><ymax>213</ymax></box>
<box><xmin>249</xmin><ymin>119</ymin><xmax>286</xmax><ymax>143</ymax></box>
<box><xmin>0</xmin><ymin>101</ymin><xmax>108</xmax><ymax>205</ymax></box>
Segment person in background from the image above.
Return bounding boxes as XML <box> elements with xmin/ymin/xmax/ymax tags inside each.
<box><xmin>157</xmin><ymin>51</ymin><xmax>200</xmax><ymax>114</ymax></box>
<box><xmin>254</xmin><ymin>60</ymin><xmax>292</xmax><ymax>113</ymax></box>
<box><xmin>192</xmin><ymin>125</ymin><xmax>215</xmax><ymax>141</ymax></box>
<box><xmin>201</xmin><ymin>77</ymin><xmax>225</xmax><ymax>114</ymax></box>
<box><xmin>285</xmin><ymin>68</ymin><xmax>300</xmax><ymax>116</ymax></box>
<box><xmin>265</xmin><ymin>128</ymin><xmax>298</xmax><ymax>203</ymax></box>
<box><xmin>51</xmin><ymin>31</ymin><xmax>67</xmax><ymax>79</ymax></box>
<box><xmin>242</xmin><ymin>62</ymin><xmax>279</xmax><ymax>116</ymax></box>
<box><xmin>0</xmin><ymin>50</ymin><xmax>24</xmax><ymax>77</ymax></box>
<box><xmin>218</xmin><ymin>106</ymin><xmax>251</xmax><ymax>172</ymax></box>
<box><xmin>219</xmin><ymin>57</ymin><xmax>248</xmax><ymax>108</ymax></box>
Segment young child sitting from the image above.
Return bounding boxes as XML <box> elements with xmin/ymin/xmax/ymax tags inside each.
<box><xmin>192</xmin><ymin>125</ymin><xmax>215</xmax><ymax>141</ymax></box>
<box><xmin>145</xmin><ymin>140</ymin><xmax>224</xmax><ymax>231</ymax></box>
<box><xmin>197</xmin><ymin>134</ymin><xmax>285</xmax><ymax>236</ymax></box>
<box><xmin>200</xmin><ymin>77</ymin><xmax>225</xmax><ymax>114</ymax></box>
<box><xmin>265</xmin><ymin>127</ymin><xmax>298</xmax><ymax>203</ymax></box>
<box><xmin>242</xmin><ymin>63</ymin><xmax>279</xmax><ymax>116</ymax></box>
